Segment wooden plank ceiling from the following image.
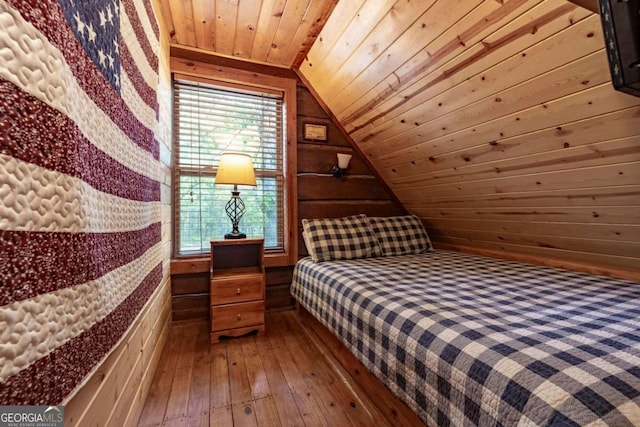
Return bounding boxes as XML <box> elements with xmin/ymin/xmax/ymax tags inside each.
<box><xmin>298</xmin><ymin>0</ymin><xmax>640</xmax><ymax>273</ymax></box>
<box><xmin>157</xmin><ymin>0</ymin><xmax>338</xmax><ymax>68</ymax></box>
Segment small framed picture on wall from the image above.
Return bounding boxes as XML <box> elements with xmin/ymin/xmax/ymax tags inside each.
<box><xmin>304</xmin><ymin>123</ymin><xmax>328</xmax><ymax>141</ymax></box>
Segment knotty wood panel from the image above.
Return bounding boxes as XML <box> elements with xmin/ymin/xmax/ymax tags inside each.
<box><xmin>299</xmin><ymin>0</ymin><xmax>640</xmax><ymax>276</ymax></box>
<box><xmin>156</xmin><ymin>0</ymin><xmax>338</xmax><ymax>68</ymax></box>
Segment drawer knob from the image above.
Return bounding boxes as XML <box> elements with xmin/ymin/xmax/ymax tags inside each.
<box><xmin>236</xmin><ymin>288</ymin><xmax>241</xmax><ymax>295</ymax></box>
<box><xmin>236</xmin><ymin>314</ymin><xmax>242</xmax><ymax>321</ymax></box>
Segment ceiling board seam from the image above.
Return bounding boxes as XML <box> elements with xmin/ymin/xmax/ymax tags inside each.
<box><xmin>403</xmin><ymin>185</ymin><xmax>640</xmax><ymax>201</ymax></box>
<box><xmin>376</xmin><ymin>103</ymin><xmax>640</xmax><ymax>169</ymax></box>
<box><xmin>380</xmin><ymin>133</ymin><xmax>640</xmax><ymax>174</ymax></box>
<box><xmin>297</xmin><ymin>0</ymin><xmax>367</xmax><ymax>70</ymax></box>
<box><xmin>336</xmin><ymin>0</ymin><xmax>493</xmax><ymax>118</ymax></box>
<box><xmin>337</xmin><ymin>0</ymin><xmax>550</xmax><ymax>126</ymax></box>
<box><xmin>355</xmin><ymin>11</ymin><xmax>597</xmax><ymax>147</ymax></box>
<box><xmin>306</xmin><ymin>0</ymin><xmax>400</xmax><ymax>84</ymax></box>
<box><xmin>371</xmin><ymin>107</ymin><xmax>640</xmax><ymax>172</ymax></box>
<box><xmin>427</xmin><ymin>227</ymin><xmax>638</xmax><ymax>246</ymax></box>
<box><xmin>284</xmin><ymin>0</ymin><xmax>316</xmax><ymax>63</ymax></box>
<box><xmin>292</xmin><ymin>0</ymin><xmax>341</xmax><ymax>68</ymax></box>
<box><xmin>343</xmin><ymin>1</ymin><xmax>586</xmax><ymax>133</ymax></box>
<box><xmin>360</xmin><ymin>48</ymin><xmax>607</xmax><ymax>150</ymax></box>
<box><xmin>371</xmin><ymin>91</ymin><xmax>639</xmax><ymax>163</ymax></box>
<box><xmin>432</xmin><ymin>239</ymin><xmax>639</xmax><ymax>261</ymax></box>
<box><xmin>385</xmin><ymin>136</ymin><xmax>640</xmax><ymax>184</ymax></box>
<box><xmin>390</xmin><ymin>164</ymin><xmax>640</xmax><ymax>191</ymax></box>
<box><xmin>422</xmin><ymin>217</ymin><xmax>640</xmax><ymax>227</ymax></box>
<box><xmin>322</xmin><ymin>0</ymin><xmax>446</xmax><ymax>103</ymax></box>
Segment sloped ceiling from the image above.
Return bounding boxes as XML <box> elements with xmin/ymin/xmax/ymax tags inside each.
<box><xmin>298</xmin><ymin>0</ymin><xmax>640</xmax><ymax>273</ymax></box>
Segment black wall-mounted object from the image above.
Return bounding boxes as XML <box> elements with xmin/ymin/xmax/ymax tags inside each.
<box><xmin>598</xmin><ymin>0</ymin><xmax>640</xmax><ymax>97</ymax></box>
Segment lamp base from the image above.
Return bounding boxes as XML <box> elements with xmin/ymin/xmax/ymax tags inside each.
<box><xmin>225</xmin><ymin>231</ymin><xmax>247</xmax><ymax>239</ymax></box>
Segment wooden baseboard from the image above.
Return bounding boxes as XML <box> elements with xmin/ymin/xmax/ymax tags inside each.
<box><xmin>64</xmin><ymin>277</ymin><xmax>172</xmax><ymax>426</ymax></box>
<box><xmin>296</xmin><ymin>305</ymin><xmax>425</xmax><ymax>427</ymax></box>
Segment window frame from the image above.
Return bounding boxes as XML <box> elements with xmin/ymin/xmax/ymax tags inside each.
<box><xmin>171</xmin><ymin>65</ymin><xmax>297</xmax><ymax>267</ymax></box>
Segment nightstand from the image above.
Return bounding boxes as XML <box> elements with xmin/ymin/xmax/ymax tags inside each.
<box><xmin>210</xmin><ymin>238</ymin><xmax>265</xmax><ymax>343</ymax></box>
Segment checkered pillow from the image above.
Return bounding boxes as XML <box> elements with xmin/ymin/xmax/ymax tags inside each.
<box><xmin>368</xmin><ymin>215</ymin><xmax>432</xmax><ymax>256</ymax></box>
<box><xmin>301</xmin><ymin>215</ymin><xmax>382</xmax><ymax>262</ymax></box>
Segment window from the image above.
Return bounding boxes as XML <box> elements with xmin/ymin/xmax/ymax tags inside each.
<box><xmin>173</xmin><ymin>72</ymin><xmax>296</xmax><ymax>264</ymax></box>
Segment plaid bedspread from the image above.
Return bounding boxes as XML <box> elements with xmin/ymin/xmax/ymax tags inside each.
<box><xmin>291</xmin><ymin>251</ymin><xmax>640</xmax><ymax>426</ymax></box>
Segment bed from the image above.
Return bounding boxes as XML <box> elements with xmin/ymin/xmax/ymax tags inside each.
<box><xmin>292</xmin><ymin>215</ymin><xmax>640</xmax><ymax>426</ymax></box>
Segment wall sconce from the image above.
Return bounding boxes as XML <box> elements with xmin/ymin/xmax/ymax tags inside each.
<box><xmin>331</xmin><ymin>153</ymin><xmax>352</xmax><ymax>178</ymax></box>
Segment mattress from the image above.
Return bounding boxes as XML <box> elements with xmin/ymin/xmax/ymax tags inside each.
<box><xmin>291</xmin><ymin>250</ymin><xmax>640</xmax><ymax>426</ymax></box>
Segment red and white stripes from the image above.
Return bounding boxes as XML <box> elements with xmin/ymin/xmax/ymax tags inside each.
<box><xmin>0</xmin><ymin>0</ymin><xmax>162</xmax><ymax>405</ymax></box>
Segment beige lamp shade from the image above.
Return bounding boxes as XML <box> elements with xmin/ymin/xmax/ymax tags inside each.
<box><xmin>215</xmin><ymin>153</ymin><xmax>257</xmax><ymax>186</ymax></box>
<box><xmin>337</xmin><ymin>153</ymin><xmax>352</xmax><ymax>169</ymax></box>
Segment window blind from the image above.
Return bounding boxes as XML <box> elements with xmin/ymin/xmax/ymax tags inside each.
<box><xmin>173</xmin><ymin>77</ymin><xmax>285</xmax><ymax>255</ymax></box>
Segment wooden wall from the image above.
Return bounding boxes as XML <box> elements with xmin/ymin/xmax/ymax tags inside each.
<box><xmin>299</xmin><ymin>0</ymin><xmax>640</xmax><ymax>277</ymax></box>
<box><xmin>296</xmin><ymin>84</ymin><xmax>405</xmax><ymax>257</ymax></box>
<box><xmin>63</xmin><ymin>2</ymin><xmax>173</xmax><ymax>425</ymax></box>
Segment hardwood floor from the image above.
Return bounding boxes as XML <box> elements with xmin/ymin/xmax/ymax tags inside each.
<box><xmin>138</xmin><ymin>310</ymin><xmax>393</xmax><ymax>427</ymax></box>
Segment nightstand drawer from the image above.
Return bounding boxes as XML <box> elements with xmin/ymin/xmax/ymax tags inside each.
<box><xmin>211</xmin><ymin>300</ymin><xmax>264</xmax><ymax>332</ymax></box>
<box><xmin>211</xmin><ymin>275</ymin><xmax>264</xmax><ymax>304</ymax></box>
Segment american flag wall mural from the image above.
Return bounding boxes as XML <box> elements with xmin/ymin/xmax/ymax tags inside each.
<box><xmin>0</xmin><ymin>0</ymin><xmax>162</xmax><ymax>404</ymax></box>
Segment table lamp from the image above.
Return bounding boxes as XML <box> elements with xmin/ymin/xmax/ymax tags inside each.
<box><xmin>214</xmin><ymin>152</ymin><xmax>257</xmax><ymax>239</ymax></box>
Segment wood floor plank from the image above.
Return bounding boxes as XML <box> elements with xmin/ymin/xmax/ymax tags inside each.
<box><xmin>210</xmin><ymin>405</ymin><xmax>233</xmax><ymax>427</ymax></box>
<box><xmin>164</xmin><ymin>366</ymin><xmax>194</xmax><ymax>421</ymax></box>
<box><xmin>231</xmin><ymin>402</ymin><xmax>258</xmax><ymax>427</ymax></box>
<box><xmin>165</xmin><ymin>325</ymin><xmax>200</xmax><ymax>421</ymax></box>
<box><xmin>253</xmin><ymin>396</ymin><xmax>282</xmax><ymax>426</ymax></box>
<box><xmin>185</xmin><ymin>413</ymin><xmax>209</xmax><ymax>427</ymax></box>
<box><xmin>210</xmin><ymin>342</ymin><xmax>231</xmax><ymax>409</ymax></box>
<box><xmin>280</xmin><ymin>313</ymin><xmax>338</xmax><ymax>386</ymax></box>
<box><xmin>139</xmin><ymin>311</ymin><xmax>405</xmax><ymax>427</ymax></box>
<box><xmin>253</xmin><ymin>338</ymin><xmax>307</xmax><ymax>426</ymax></box>
<box><xmin>325</xmin><ymin>379</ymin><xmax>384</xmax><ymax>427</ymax></box>
<box><xmin>253</xmin><ymin>340</ymin><xmax>293</xmax><ymax>396</ymax></box>
<box><xmin>161</xmin><ymin>417</ymin><xmax>187</xmax><ymax>427</ymax></box>
<box><xmin>269</xmin><ymin>312</ymin><xmax>334</xmax><ymax>391</ymax></box>
<box><xmin>305</xmin><ymin>384</ymin><xmax>353</xmax><ymax>427</ymax></box>
<box><xmin>261</xmin><ymin>330</ymin><xmax>308</xmax><ymax>392</ymax></box>
<box><xmin>227</xmin><ymin>338</ymin><xmax>254</xmax><ymax>404</ymax></box>
<box><xmin>188</xmin><ymin>325</ymin><xmax>211</xmax><ymax>422</ymax></box>
<box><xmin>295</xmin><ymin>312</ymin><xmax>393</xmax><ymax>427</ymax></box>
<box><xmin>290</xmin><ymin>388</ymin><xmax>331</xmax><ymax>427</ymax></box>
<box><xmin>241</xmin><ymin>338</ymin><xmax>271</xmax><ymax>400</ymax></box>
<box><xmin>139</xmin><ymin>327</ymin><xmax>184</xmax><ymax>425</ymax></box>
<box><xmin>264</xmin><ymin>392</ymin><xmax>306</xmax><ymax>427</ymax></box>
